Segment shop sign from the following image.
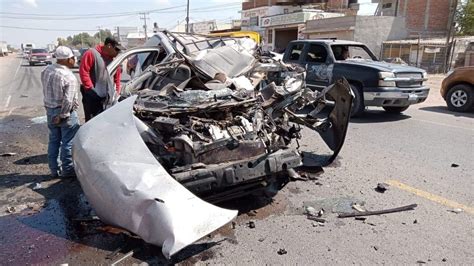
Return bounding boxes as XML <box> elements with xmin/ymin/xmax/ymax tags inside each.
<box><xmin>261</xmin><ymin>12</ymin><xmax>309</xmax><ymax>27</ymax></box>
<box><xmin>189</xmin><ymin>21</ymin><xmax>216</xmax><ymax>34</ymax></box>
<box><xmin>243</xmin><ymin>8</ymin><xmax>268</xmax><ymax>19</ymax></box>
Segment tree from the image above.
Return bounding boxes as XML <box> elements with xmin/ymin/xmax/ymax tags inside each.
<box><xmin>94</xmin><ymin>29</ymin><xmax>113</xmax><ymax>44</ymax></box>
<box><xmin>456</xmin><ymin>0</ymin><xmax>474</xmax><ymax>35</ymax></box>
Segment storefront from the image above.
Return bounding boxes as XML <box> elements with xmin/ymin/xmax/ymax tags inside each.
<box><xmin>261</xmin><ymin>10</ymin><xmax>343</xmax><ymax>52</ymax></box>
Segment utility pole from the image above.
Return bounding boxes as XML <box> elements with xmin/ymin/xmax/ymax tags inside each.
<box><xmin>97</xmin><ymin>26</ymin><xmax>102</xmax><ymax>44</ymax></box>
<box><xmin>443</xmin><ymin>0</ymin><xmax>458</xmax><ymax>73</ymax></box>
<box><xmin>185</xmin><ymin>0</ymin><xmax>190</xmax><ymax>33</ymax></box>
<box><xmin>140</xmin><ymin>12</ymin><xmax>150</xmax><ymax>40</ymax></box>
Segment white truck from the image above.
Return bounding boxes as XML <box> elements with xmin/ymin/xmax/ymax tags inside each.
<box><xmin>0</xmin><ymin>41</ymin><xmax>8</xmax><ymax>56</ymax></box>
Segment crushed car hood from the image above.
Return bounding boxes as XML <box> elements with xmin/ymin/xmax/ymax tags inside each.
<box><xmin>72</xmin><ymin>96</ymin><xmax>237</xmax><ymax>259</ymax></box>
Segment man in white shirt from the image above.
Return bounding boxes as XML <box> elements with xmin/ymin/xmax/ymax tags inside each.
<box><xmin>41</xmin><ymin>46</ymin><xmax>80</xmax><ymax>177</ymax></box>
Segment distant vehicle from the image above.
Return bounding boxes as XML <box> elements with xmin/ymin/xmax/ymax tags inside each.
<box><xmin>71</xmin><ymin>48</ymin><xmax>81</xmax><ymax>68</ymax></box>
<box><xmin>207</xmin><ymin>31</ymin><xmax>261</xmax><ymax>44</ymax></box>
<box><xmin>0</xmin><ymin>42</ymin><xmax>8</xmax><ymax>56</ymax></box>
<box><xmin>77</xmin><ymin>48</ymin><xmax>89</xmax><ymax>64</ymax></box>
<box><xmin>46</xmin><ymin>43</ymin><xmax>56</xmax><ymax>53</ymax></box>
<box><xmin>283</xmin><ymin>39</ymin><xmax>429</xmax><ymax>116</ymax></box>
<box><xmin>441</xmin><ymin>66</ymin><xmax>474</xmax><ymax>112</ymax></box>
<box><xmin>28</xmin><ymin>48</ymin><xmax>52</xmax><ymax>66</ymax></box>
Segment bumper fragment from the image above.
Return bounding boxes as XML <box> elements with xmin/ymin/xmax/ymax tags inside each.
<box><xmin>72</xmin><ymin>96</ymin><xmax>237</xmax><ymax>259</ymax></box>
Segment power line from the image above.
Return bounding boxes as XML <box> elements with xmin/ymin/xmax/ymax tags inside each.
<box><xmin>0</xmin><ymin>3</ymin><xmax>241</xmax><ymax>20</ymax></box>
<box><xmin>0</xmin><ymin>25</ymin><xmax>97</xmax><ymax>32</ymax></box>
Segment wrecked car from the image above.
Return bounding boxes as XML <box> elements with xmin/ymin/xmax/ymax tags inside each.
<box><xmin>72</xmin><ymin>31</ymin><xmax>353</xmax><ymax>259</ymax></box>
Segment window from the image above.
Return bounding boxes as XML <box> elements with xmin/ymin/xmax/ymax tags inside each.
<box><xmin>382</xmin><ymin>3</ymin><xmax>392</xmax><ymax>8</ymax></box>
<box><xmin>267</xmin><ymin>30</ymin><xmax>273</xmax><ymax>44</ymax></box>
<box><xmin>287</xmin><ymin>43</ymin><xmax>304</xmax><ymax>61</ymax></box>
<box><xmin>306</xmin><ymin>44</ymin><xmax>327</xmax><ymax>63</ymax></box>
<box><xmin>331</xmin><ymin>45</ymin><xmax>375</xmax><ymax>61</ymax></box>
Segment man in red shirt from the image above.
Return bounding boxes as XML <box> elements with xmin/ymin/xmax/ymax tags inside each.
<box><xmin>79</xmin><ymin>37</ymin><xmax>124</xmax><ymax>121</ymax></box>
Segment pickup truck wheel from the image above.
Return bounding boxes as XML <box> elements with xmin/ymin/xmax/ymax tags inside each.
<box><xmin>350</xmin><ymin>84</ymin><xmax>364</xmax><ymax>117</ymax></box>
<box><xmin>383</xmin><ymin>106</ymin><xmax>409</xmax><ymax>113</ymax></box>
<box><xmin>446</xmin><ymin>84</ymin><xmax>473</xmax><ymax>112</ymax></box>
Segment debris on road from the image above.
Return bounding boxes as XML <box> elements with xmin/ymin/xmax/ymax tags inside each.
<box><xmin>258</xmin><ymin>237</ymin><xmax>265</xmax><ymax>242</ymax></box>
<box><xmin>375</xmin><ymin>183</ymin><xmax>390</xmax><ymax>193</ymax></box>
<box><xmin>352</xmin><ymin>203</ymin><xmax>366</xmax><ymax>212</ymax></box>
<box><xmin>32</xmin><ymin>182</ymin><xmax>42</xmax><ymax>190</ymax></box>
<box><xmin>448</xmin><ymin>208</ymin><xmax>463</xmax><ymax>214</ymax></box>
<box><xmin>307</xmin><ymin>216</ymin><xmax>327</xmax><ymax>223</ymax></box>
<box><xmin>338</xmin><ymin>204</ymin><xmax>418</xmax><ymax>218</ymax></box>
<box><xmin>355</xmin><ymin>217</ymin><xmax>367</xmax><ymax>221</ymax></box>
<box><xmin>305</xmin><ymin>206</ymin><xmax>316</xmax><ymax>216</ymax></box>
<box><xmin>110</xmin><ymin>250</ymin><xmax>135</xmax><ymax>266</ymax></box>
<box><xmin>248</xmin><ymin>221</ymin><xmax>256</xmax><ymax>229</ymax></box>
<box><xmin>451</xmin><ymin>163</ymin><xmax>459</xmax><ymax>168</ymax></box>
<box><xmin>1</xmin><ymin>152</ymin><xmax>17</xmax><ymax>157</ymax></box>
<box><xmin>30</xmin><ymin>115</ymin><xmax>47</xmax><ymax>124</ymax></box>
<box><xmin>413</xmin><ymin>219</ymin><xmax>418</xmax><ymax>224</ymax></box>
<box><xmin>277</xmin><ymin>248</ymin><xmax>287</xmax><ymax>255</ymax></box>
<box><xmin>6</xmin><ymin>206</ymin><xmax>15</xmax><ymax>213</ymax></box>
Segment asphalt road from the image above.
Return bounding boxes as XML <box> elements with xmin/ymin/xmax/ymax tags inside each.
<box><xmin>0</xmin><ymin>54</ymin><xmax>473</xmax><ymax>264</ymax></box>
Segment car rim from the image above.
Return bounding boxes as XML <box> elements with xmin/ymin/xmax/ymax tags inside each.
<box><xmin>450</xmin><ymin>90</ymin><xmax>468</xmax><ymax>107</ymax></box>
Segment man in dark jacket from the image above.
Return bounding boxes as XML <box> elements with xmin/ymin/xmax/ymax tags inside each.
<box><xmin>79</xmin><ymin>37</ymin><xmax>124</xmax><ymax>121</ymax></box>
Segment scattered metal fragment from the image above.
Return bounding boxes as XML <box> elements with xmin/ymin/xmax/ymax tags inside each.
<box><xmin>375</xmin><ymin>183</ymin><xmax>390</xmax><ymax>193</ymax></box>
<box><xmin>258</xmin><ymin>238</ymin><xmax>265</xmax><ymax>242</ymax></box>
<box><xmin>32</xmin><ymin>183</ymin><xmax>42</xmax><ymax>190</ymax></box>
<box><xmin>231</xmin><ymin>222</ymin><xmax>236</xmax><ymax>229</ymax></box>
<box><xmin>352</xmin><ymin>203</ymin><xmax>366</xmax><ymax>212</ymax></box>
<box><xmin>451</xmin><ymin>163</ymin><xmax>459</xmax><ymax>168</ymax></box>
<box><xmin>448</xmin><ymin>208</ymin><xmax>463</xmax><ymax>214</ymax></box>
<box><xmin>442</xmin><ymin>258</ymin><xmax>447</xmax><ymax>262</ymax></box>
<box><xmin>355</xmin><ymin>217</ymin><xmax>366</xmax><ymax>221</ymax></box>
<box><xmin>248</xmin><ymin>221</ymin><xmax>255</xmax><ymax>229</ymax></box>
<box><xmin>307</xmin><ymin>216</ymin><xmax>326</xmax><ymax>223</ymax></box>
<box><xmin>317</xmin><ymin>209</ymin><xmax>324</xmax><ymax>217</ymax></box>
<box><xmin>154</xmin><ymin>198</ymin><xmax>165</xmax><ymax>203</ymax></box>
<box><xmin>30</xmin><ymin>115</ymin><xmax>47</xmax><ymax>124</ymax></box>
<box><xmin>338</xmin><ymin>204</ymin><xmax>418</xmax><ymax>218</ymax></box>
<box><xmin>305</xmin><ymin>206</ymin><xmax>316</xmax><ymax>216</ymax></box>
<box><xmin>416</xmin><ymin>260</ymin><xmax>427</xmax><ymax>264</ymax></box>
<box><xmin>277</xmin><ymin>248</ymin><xmax>287</xmax><ymax>255</ymax></box>
<box><xmin>111</xmin><ymin>250</ymin><xmax>135</xmax><ymax>266</ymax></box>
<box><xmin>372</xmin><ymin>246</ymin><xmax>379</xmax><ymax>251</ymax></box>
<box><xmin>1</xmin><ymin>152</ymin><xmax>17</xmax><ymax>157</ymax></box>
<box><xmin>413</xmin><ymin>219</ymin><xmax>418</xmax><ymax>224</ymax></box>
<box><xmin>6</xmin><ymin>206</ymin><xmax>15</xmax><ymax>213</ymax></box>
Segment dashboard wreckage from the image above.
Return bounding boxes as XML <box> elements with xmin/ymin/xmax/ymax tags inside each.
<box><xmin>72</xmin><ymin>31</ymin><xmax>353</xmax><ymax>259</ymax></box>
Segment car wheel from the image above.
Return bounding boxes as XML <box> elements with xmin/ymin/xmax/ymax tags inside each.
<box><xmin>446</xmin><ymin>84</ymin><xmax>473</xmax><ymax>112</ymax></box>
<box><xmin>383</xmin><ymin>106</ymin><xmax>409</xmax><ymax>113</ymax></box>
<box><xmin>349</xmin><ymin>84</ymin><xmax>365</xmax><ymax>117</ymax></box>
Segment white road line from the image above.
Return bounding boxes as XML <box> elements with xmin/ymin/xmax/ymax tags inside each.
<box><xmin>4</xmin><ymin>95</ymin><xmax>11</xmax><ymax>108</ymax></box>
<box><xmin>412</xmin><ymin>118</ymin><xmax>474</xmax><ymax>132</ymax></box>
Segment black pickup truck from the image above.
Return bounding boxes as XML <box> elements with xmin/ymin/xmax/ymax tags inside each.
<box><xmin>283</xmin><ymin>40</ymin><xmax>429</xmax><ymax>116</ymax></box>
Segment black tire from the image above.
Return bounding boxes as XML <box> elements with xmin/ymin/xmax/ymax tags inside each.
<box><xmin>350</xmin><ymin>84</ymin><xmax>365</xmax><ymax>117</ymax></box>
<box><xmin>446</xmin><ymin>84</ymin><xmax>473</xmax><ymax>112</ymax></box>
<box><xmin>383</xmin><ymin>106</ymin><xmax>409</xmax><ymax>113</ymax></box>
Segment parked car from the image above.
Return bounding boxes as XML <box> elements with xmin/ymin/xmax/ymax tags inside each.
<box><xmin>441</xmin><ymin>66</ymin><xmax>474</xmax><ymax>112</ymax></box>
<box><xmin>28</xmin><ymin>48</ymin><xmax>52</xmax><ymax>65</ymax></box>
<box><xmin>283</xmin><ymin>40</ymin><xmax>429</xmax><ymax>116</ymax></box>
<box><xmin>77</xmin><ymin>48</ymin><xmax>89</xmax><ymax>64</ymax></box>
<box><xmin>72</xmin><ymin>31</ymin><xmax>352</xmax><ymax>258</ymax></box>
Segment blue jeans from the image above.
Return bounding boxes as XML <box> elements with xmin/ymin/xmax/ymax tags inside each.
<box><xmin>46</xmin><ymin>107</ymin><xmax>80</xmax><ymax>176</ymax></box>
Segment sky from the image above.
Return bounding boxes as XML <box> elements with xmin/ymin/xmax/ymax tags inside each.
<box><xmin>0</xmin><ymin>0</ymin><xmax>377</xmax><ymax>48</ymax></box>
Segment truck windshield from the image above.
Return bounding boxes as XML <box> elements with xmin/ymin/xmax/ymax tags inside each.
<box><xmin>331</xmin><ymin>45</ymin><xmax>377</xmax><ymax>61</ymax></box>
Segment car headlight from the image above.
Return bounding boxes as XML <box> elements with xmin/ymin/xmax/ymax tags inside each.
<box><xmin>378</xmin><ymin>71</ymin><xmax>396</xmax><ymax>87</ymax></box>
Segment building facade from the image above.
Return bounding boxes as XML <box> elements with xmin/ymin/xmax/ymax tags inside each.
<box><xmin>241</xmin><ymin>0</ymin><xmax>358</xmax><ymax>51</ymax></box>
<box><xmin>373</xmin><ymin>0</ymin><xmax>456</xmax><ymax>38</ymax></box>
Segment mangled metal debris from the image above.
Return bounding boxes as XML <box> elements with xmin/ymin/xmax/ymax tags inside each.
<box><xmin>73</xmin><ymin>31</ymin><xmax>353</xmax><ymax>259</ymax></box>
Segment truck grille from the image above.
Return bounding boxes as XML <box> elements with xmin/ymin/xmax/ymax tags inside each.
<box><xmin>395</xmin><ymin>72</ymin><xmax>423</xmax><ymax>88</ymax></box>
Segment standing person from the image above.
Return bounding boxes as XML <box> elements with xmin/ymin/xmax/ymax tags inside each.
<box><xmin>79</xmin><ymin>37</ymin><xmax>124</xmax><ymax>121</ymax></box>
<box><xmin>41</xmin><ymin>46</ymin><xmax>80</xmax><ymax>178</ymax></box>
